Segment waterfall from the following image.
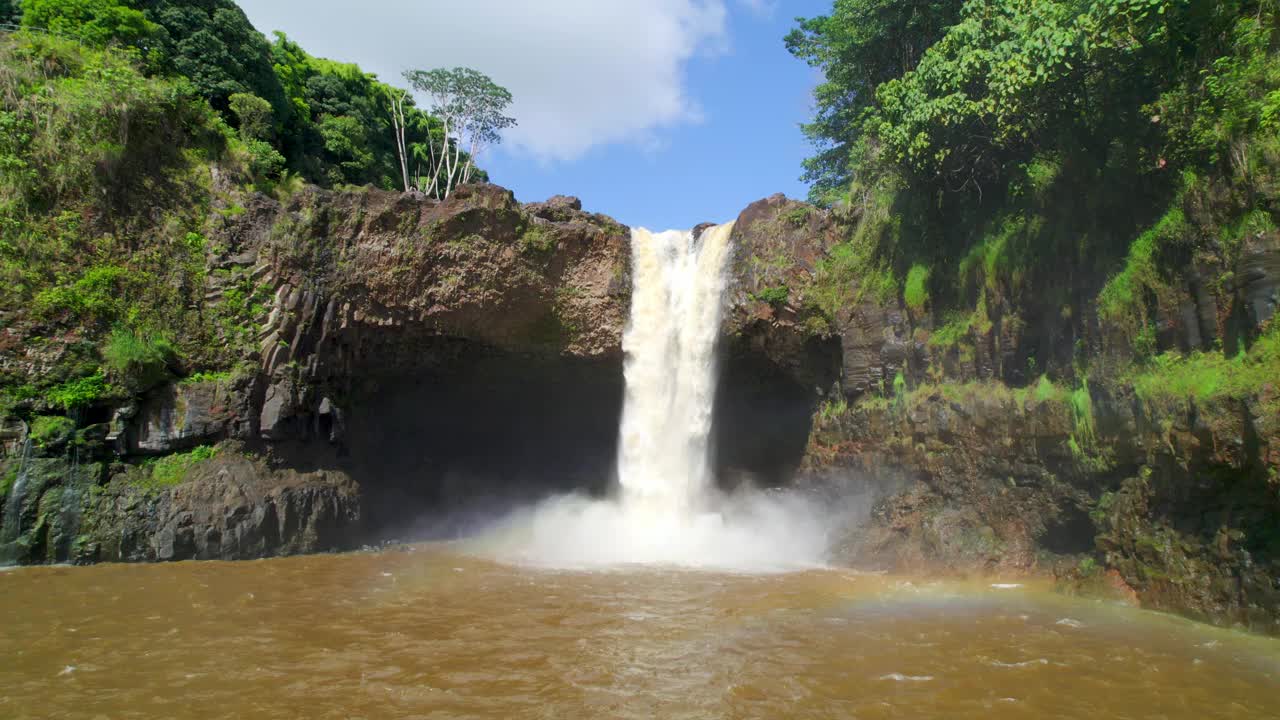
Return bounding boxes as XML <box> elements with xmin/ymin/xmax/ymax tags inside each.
<box><xmin>616</xmin><ymin>224</ymin><xmax>734</xmax><ymax>518</ymax></box>
<box><xmin>1</xmin><ymin>433</ymin><xmax>33</xmax><ymax>563</ymax></box>
<box><xmin>479</xmin><ymin>221</ymin><xmax>830</xmax><ymax>570</ymax></box>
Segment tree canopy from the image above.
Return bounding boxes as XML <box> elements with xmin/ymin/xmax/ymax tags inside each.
<box><xmin>785</xmin><ymin>0</ymin><xmax>964</xmax><ymax>199</ymax></box>
<box><xmin>788</xmin><ymin>0</ymin><xmax>1280</xmax><ymax>372</ymax></box>
<box><xmin>20</xmin><ymin>0</ymin><xmax>153</xmax><ymax>47</ymax></box>
<box><xmin>790</xmin><ymin>0</ymin><xmax>1279</xmax><ymax>200</ymax></box>
<box><xmin>403</xmin><ymin>66</ymin><xmax>515</xmax><ymax>197</ymax></box>
<box><xmin>14</xmin><ymin>0</ymin><xmax>492</xmax><ymax>192</ymax></box>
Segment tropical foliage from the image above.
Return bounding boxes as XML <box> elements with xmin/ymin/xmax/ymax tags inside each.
<box><xmin>0</xmin><ymin>2</ymin><xmax>510</xmax><ymax>426</ymax></box>
<box><xmin>791</xmin><ymin>0</ymin><xmax>1280</xmax><ymax>396</ymax></box>
<box><xmin>403</xmin><ymin>67</ymin><xmax>515</xmax><ymax>198</ymax></box>
<box><xmin>13</xmin><ymin>0</ymin><xmax>495</xmax><ymax>192</ymax></box>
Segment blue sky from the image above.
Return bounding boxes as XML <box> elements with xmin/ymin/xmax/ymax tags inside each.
<box><xmin>236</xmin><ymin>0</ymin><xmax>831</xmax><ymax>230</ymax></box>
<box><xmin>483</xmin><ymin>4</ymin><xmax>829</xmax><ymax>229</ymax></box>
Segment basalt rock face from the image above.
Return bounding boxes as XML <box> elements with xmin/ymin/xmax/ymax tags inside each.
<box><xmin>702</xmin><ymin>194</ymin><xmax>1279</xmax><ymax>634</ymax></box>
<box><xmin>2</xmin><ymin>177</ymin><xmax>1275</xmax><ymax>639</ymax></box>
<box><xmin>88</xmin><ymin>451</ymin><xmax>361</xmax><ymax>563</ymax></box>
<box><xmin>0</xmin><ymin>182</ymin><xmax>635</xmax><ymax>564</ymax></box>
<box><xmin>788</xmin><ymin>220</ymin><xmax>1280</xmax><ymax>635</ymax></box>
<box><xmin>713</xmin><ymin>196</ymin><xmax>917</xmax><ymax>486</ymax></box>
<box><xmin>242</xmin><ymin>183</ymin><xmax>631</xmax><ymax>444</ymax></box>
<box><xmin>808</xmin><ymin>384</ymin><xmax>1279</xmax><ymax>635</ymax></box>
<box><xmin>722</xmin><ymin>194</ymin><xmax>841</xmax><ymax>390</ymax></box>
<box><xmin>0</xmin><ymin>449</ymin><xmax>358</xmax><ymax>564</ymax></box>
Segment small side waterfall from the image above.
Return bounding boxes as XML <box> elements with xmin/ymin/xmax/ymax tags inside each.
<box><xmin>0</xmin><ymin>432</ymin><xmax>33</xmax><ymax>562</ymax></box>
<box><xmin>616</xmin><ymin>224</ymin><xmax>734</xmax><ymax>518</ymax></box>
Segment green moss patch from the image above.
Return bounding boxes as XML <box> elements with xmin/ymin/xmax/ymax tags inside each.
<box><xmin>134</xmin><ymin>445</ymin><xmax>220</xmax><ymax>495</ymax></box>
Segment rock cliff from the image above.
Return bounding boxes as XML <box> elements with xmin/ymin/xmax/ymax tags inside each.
<box><xmin>1</xmin><ymin>181</ymin><xmax>1277</xmax><ymax>637</ymax></box>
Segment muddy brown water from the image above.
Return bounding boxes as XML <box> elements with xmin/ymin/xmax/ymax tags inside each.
<box><xmin>2</xmin><ymin>545</ymin><xmax>1277</xmax><ymax>719</ymax></box>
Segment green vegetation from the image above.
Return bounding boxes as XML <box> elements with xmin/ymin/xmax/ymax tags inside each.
<box><xmin>1027</xmin><ymin>375</ymin><xmax>1062</xmax><ymax>404</ymax></box>
<box><xmin>0</xmin><ymin>0</ymin><xmax>519</xmax><ymax>425</ymax></box>
<box><xmin>902</xmin><ymin>264</ymin><xmax>930</xmax><ymax>313</ymax></box>
<box><xmin>136</xmin><ymin>444</ymin><xmax>219</xmax><ymax>494</ymax></box>
<box><xmin>817</xmin><ymin>396</ymin><xmax>849</xmax><ymax>424</ymax></box>
<box><xmin>519</xmin><ymin>223</ymin><xmax>555</xmax><ymax>254</ymax></box>
<box><xmin>0</xmin><ymin>2</ymin><xmax>514</xmax><ymax>429</ymax></box>
<box><xmin>44</xmin><ymin>373</ymin><xmax>109</xmax><ymax>411</ymax></box>
<box><xmin>1096</xmin><ymin>202</ymin><xmax>1189</xmax><ymax>342</ymax></box>
<box><xmin>805</xmin><ymin>199</ymin><xmax>900</xmax><ymax>320</ymax></box>
<box><xmin>179</xmin><ymin>369</ymin><xmax>233</xmax><ymax>385</ymax></box>
<box><xmin>1130</xmin><ymin>325</ymin><xmax>1280</xmax><ymax>411</ymax></box>
<box><xmin>1078</xmin><ymin>556</ymin><xmax>1098</xmax><ymax>575</ymax></box>
<box><xmin>0</xmin><ymin>31</ymin><xmax>220</xmax><ymax>396</ymax></box>
<box><xmin>15</xmin><ymin>0</ymin><xmax>484</xmax><ymax>192</ymax></box>
<box><xmin>19</xmin><ymin>0</ymin><xmax>153</xmax><ymax>48</ymax></box>
<box><xmin>102</xmin><ymin>327</ymin><xmax>174</xmax><ymax>390</ymax></box>
<box><xmin>29</xmin><ymin>414</ymin><xmax>75</xmax><ymax>448</ymax></box>
<box><xmin>781</xmin><ymin>206</ymin><xmax>812</xmax><ymax>227</ymax></box>
<box><xmin>754</xmin><ymin>285</ymin><xmax>790</xmax><ymax>307</ymax></box>
<box><xmin>1069</xmin><ymin>382</ymin><xmax>1095</xmax><ymax>445</ymax></box>
<box><xmin>789</xmin><ymin>0</ymin><xmax>1280</xmax><ymax>412</ymax></box>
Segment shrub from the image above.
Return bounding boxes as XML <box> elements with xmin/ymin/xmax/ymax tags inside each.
<box><xmin>29</xmin><ymin>414</ymin><xmax>75</xmax><ymax>448</ymax></box>
<box><xmin>101</xmin><ymin>326</ymin><xmax>174</xmax><ymax>389</ymax></box>
<box><xmin>20</xmin><ymin>0</ymin><xmax>156</xmax><ymax>48</ymax></box>
<box><xmin>179</xmin><ymin>369</ymin><xmax>232</xmax><ymax>385</ymax></box>
<box><xmin>33</xmin><ymin>265</ymin><xmax>131</xmax><ymax>323</ymax></box>
<box><xmin>228</xmin><ymin>92</ymin><xmax>274</xmax><ymax>142</ymax></box>
<box><xmin>44</xmin><ymin>373</ymin><xmax>108</xmax><ymax>410</ymax></box>
<box><xmin>781</xmin><ymin>206</ymin><xmax>811</xmax><ymax>227</ymax></box>
<box><xmin>754</xmin><ymin>285</ymin><xmax>790</xmax><ymax>307</ymax></box>
<box><xmin>245</xmin><ymin>139</ymin><xmax>286</xmax><ymax>179</ymax></box>
<box><xmin>903</xmin><ymin>264</ymin><xmax>930</xmax><ymax>313</ymax></box>
<box><xmin>520</xmin><ymin>223</ymin><xmax>555</xmax><ymax>253</ymax></box>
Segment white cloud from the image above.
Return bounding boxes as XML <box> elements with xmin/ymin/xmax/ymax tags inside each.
<box><xmin>235</xmin><ymin>0</ymin><xmax>731</xmax><ymax>162</ymax></box>
<box><xmin>736</xmin><ymin>0</ymin><xmax>778</xmax><ymax>19</ymax></box>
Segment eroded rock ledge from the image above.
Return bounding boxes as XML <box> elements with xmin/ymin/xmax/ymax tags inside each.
<box><xmin>1</xmin><ymin>184</ymin><xmax>835</xmax><ymax>565</ymax></box>
<box><xmin>2</xmin><ymin>181</ymin><xmax>1277</xmax><ymax>639</ymax></box>
<box><xmin>2</xmin><ymin>183</ymin><xmax>637</xmax><ymax>565</ymax></box>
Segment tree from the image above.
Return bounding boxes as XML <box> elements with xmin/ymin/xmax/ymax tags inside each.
<box><xmin>135</xmin><ymin>0</ymin><xmax>286</xmax><ymax>115</ymax></box>
<box><xmin>228</xmin><ymin>92</ymin><xmax>274</xmax><ymax>141</ymax></box>
<box><xmin>20</xmin><ymin>0</ymin><xmax>155</xmax><ymax>47</ymax></box>
<box><xmin>791</xmin><ymin>0</ymin><xmax>1264</xmax><ymax>201</ymax></box>
<box><xmin>786</xmin><ymin>0</ymin><xmax>965</xmax><ymax>200</ymax></box>
<box><xmin>2</xmin><ymin>0</ymin><xmax>21</xmax><ymax>25</ymax></box>
<box><xmin>402</xmin><ymin>67</ymin><xmax>514</xmax><ymax>198</ymax></box>
<box><xmin>387</xmin><ymin>87</ymin><xmax>412</xmax><ymax>192</ymax></box>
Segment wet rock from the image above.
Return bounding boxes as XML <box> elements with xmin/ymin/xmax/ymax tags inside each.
<box><xmin>259</xmin><ymin>376</ymin><xmax>303</xmax><ymax>441</ymax></box>
<box><xmin>88</xmin><ymin>451</ymin><xmax>361</xmax><ymax>562</ymax></box>
<box><xmin>0</xmin><ymin>458</ymin><xmax>105</xmax><ymax>565</ymax></box>
<box><xmin>721</xmin><ymin>195</ymin><xmax>845</xmax><ymax>391</ymax></box>
<box><xmin>0</xmin><ymin>417</ymin><xmax>25</xmax><ymax>456</ymax></box>
<box><xmin>131</xmin><ymin>374</ymin><xmax>256</xmax><ymax>454</ymax></box>
<box><xmin>1236</xmin><ymin>230</ymin><xmax>1279</xmax><ymax>332</ymax></box>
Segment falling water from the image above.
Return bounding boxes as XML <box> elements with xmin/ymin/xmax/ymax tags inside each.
<box><xmin>477</xmin><ymin>222</ymin><xmax>831</xmax><ymax>570</ymax></box>
<box><xmin>616</xmin><ymin>224</ymin><xmax>734</xmax><ymax>517</ymax></box>
<box><xmin>0</xmin><ymin>432</ymin><xmax>33</xmax><ymax>562</ymax></box>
